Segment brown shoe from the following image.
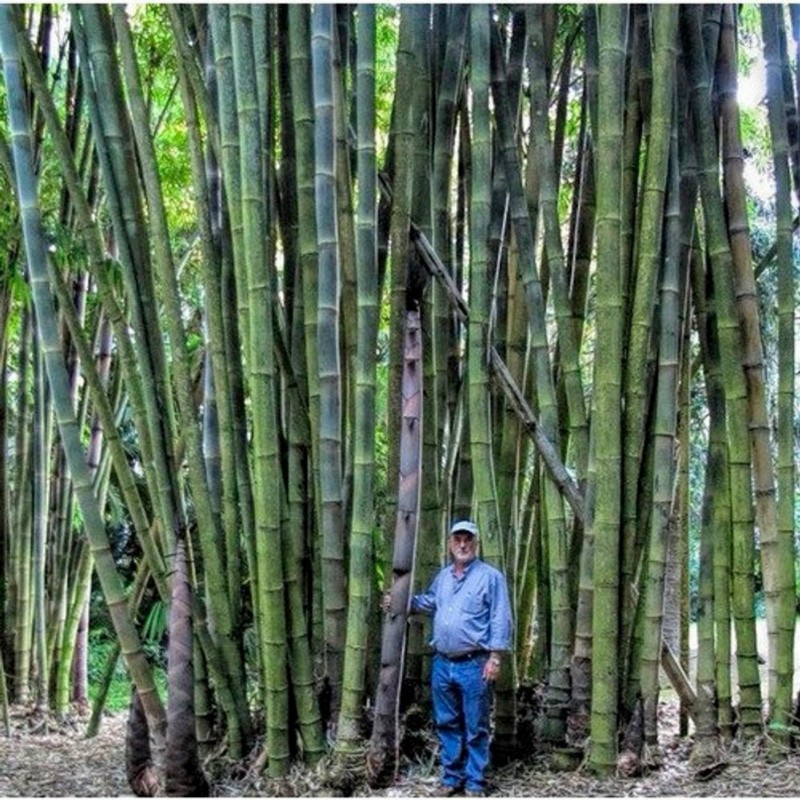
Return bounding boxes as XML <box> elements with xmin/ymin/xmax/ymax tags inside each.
<box><xmin>437</xmin><ymin>782</ymin><xmax>463</xmax><ymax>797</ymax></box>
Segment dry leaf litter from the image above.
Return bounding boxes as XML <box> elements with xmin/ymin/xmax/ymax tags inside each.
<box><xmin>1</xmin><ymin>701</ymin><xmax>799</xmax><ymax>797</ymax></box>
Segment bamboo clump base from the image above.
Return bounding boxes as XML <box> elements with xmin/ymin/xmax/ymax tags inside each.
<box><xmin>1</xmin><ymin>703</ymin><xmax>800</xmax><ymax>796</ymax></box>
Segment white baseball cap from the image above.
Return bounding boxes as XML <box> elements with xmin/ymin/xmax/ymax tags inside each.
<box><xmin>449</xmin><ymin>519</ymin><xmax>479</xmax><ymax>538</ymax></box>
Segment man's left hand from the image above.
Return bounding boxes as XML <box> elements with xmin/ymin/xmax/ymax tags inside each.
<box><xmin>483</xmin><ymin>655</ymin><xmax>501</xmax><ymax>682</ymax></box>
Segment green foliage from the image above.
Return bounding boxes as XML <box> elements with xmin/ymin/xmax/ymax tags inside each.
<box><xmin>128</xmin><ymin>4</ymin><xmax>195</xmax><ymax>237</ymax></box>
<box><xmin>375</xmin><ymin>5</ymin><xmax>398</xmax><ymax>158</ymax></box>
<box><xmin>87</xmin><ymin>634</ymin><xmax>128</xmax><ymax>712</ymax></box>
<box><xmin>88</xmin><ymin>588</ymin><xmax>168</xmax><ymax>712</ymax></box>
<box><xmin>87</xmin><ymin>630</ymin><xmax>167</xmax><ymax>712</ymax></box>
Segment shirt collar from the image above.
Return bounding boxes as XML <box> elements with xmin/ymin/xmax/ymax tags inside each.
<box><xmin>449</xmin><ymin>556</ymin><xmax>478</xmax><ymax>578</ymax></box>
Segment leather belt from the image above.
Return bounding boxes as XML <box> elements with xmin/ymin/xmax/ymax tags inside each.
<box><xmin>438</xmin><ymin>650</ymin><xmax>487</xmax><ymax>662</ymax></box>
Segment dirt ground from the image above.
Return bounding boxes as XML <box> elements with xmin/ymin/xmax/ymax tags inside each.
<box><xmin>2</xmin><ymin>620</ymin><xmax>799</xmax><ymax>798</ymax></box>
<box><xmin>1</xmin><ymin>701</ymin><xmax>800</xmax><ymax>798</ymax></box>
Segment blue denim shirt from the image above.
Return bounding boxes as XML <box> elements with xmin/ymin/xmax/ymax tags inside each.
<box><xmin>411</xmin><ymin>558</ymin><xmax>512</xmax><ymax>656</ymax></box>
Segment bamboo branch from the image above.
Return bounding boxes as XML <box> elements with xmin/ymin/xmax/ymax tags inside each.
<box><xmin>660</xmin><ymin>640</ymin><xmax>696</xmax><ymax>720</ymax></box>
<box><xmin>401</xmin><ymin>209</ymin><xmax>586</xmax><ymax>524</ymax></box>
<box><xmin>488</xmin><ymin>350</ymin><xmax>585</xmax><ymax>525</ymax></box>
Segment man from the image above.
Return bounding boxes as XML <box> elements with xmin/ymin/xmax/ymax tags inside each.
<box><xmin>387</xmin><ymin>519</ymin><xmax>513</xmax><ymax>797</ymax></box>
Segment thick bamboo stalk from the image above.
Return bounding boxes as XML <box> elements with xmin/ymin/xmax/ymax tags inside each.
<box><xmin>489</xmin><ymin>12</ymin><xmax>562</xmax><ymax>747</ymax></box>
<box><xmin>311</xmin><ymin>4</ymin><xmax>346</xmax><ymax>724</ymax></box>
<box><xmin>589</xmin><ymin>4</ymin><xmax>628</xmax><ymax>774</ymax></box>
<box><xmin>12</xmin><ymin>311</ymin><xmax>33</xmax><ymax>705</ymax></box>
<box><xmin>368</xmin><ymin>309</ymin><xmax>423</xmax><ymax>786</ymax></box>
<box><xmin>472</xmin><ymin>5</ymin><xmax>520</xmax><ymax>754</ymax></box>
<box><xmin>279</xmin><ymin>18</ymin><xmax>326</xmax><ymax>763</ymax></box>
<box><xmin>760</xmin><ymin>2</ymin><xmax>797</xmax><ymax>738</ymax></box>
<box><xmin>639</xmin><ymin>60</ymin><xmax>680</xmax><ymax>758</ymax></box>
<box><xmin>288</xmin><ymin>3</ymin><xmax>325</xmax><ymax>674</ymax></box>
<box><xmin>32</xmin><ymin>341</ymin><xmax>50</xmax><ymax>712</ymax></box>
<box><xmin>335</xmin><ymin>3</ymin><xmax>379</xmax><ymax>758</ymax></box>
<box><xmin>468</xmin><ymin>4</ymin><xmax>502</xmax><ymax>572</ymax></box>
<box><xmin>719</xmin><ymin>9</ymin><xmax>788</xmax><ymax>720</ymax></box>
<box><xmin>527</xmin><ymin>5</ymin><xmax>589</xmax><ymax>479</ymax></box>
<box><xmin>229</xmin><ymin>3</ymin><xmax>289</xmax><ymax>775</ymax></box>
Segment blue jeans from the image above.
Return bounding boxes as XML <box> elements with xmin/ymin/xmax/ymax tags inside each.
<box><xmin>431</xmin><ymin>653</ymin><xmax>493</xmax><ymax>791</ymax></box>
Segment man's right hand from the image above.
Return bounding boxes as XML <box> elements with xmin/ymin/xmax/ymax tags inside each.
<box><xmin>381</xmin><ymin>591</ymin><xmax>392</xmax><ymax>614</ymax></box>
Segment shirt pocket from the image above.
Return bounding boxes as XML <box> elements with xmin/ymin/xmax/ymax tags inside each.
<box><xmin>464</xmin><ymin>591</ymin><xmax>486</xmax><ymax>615</ymax></box>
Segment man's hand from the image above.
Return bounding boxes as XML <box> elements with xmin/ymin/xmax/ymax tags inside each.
<box><xmin>381</xmin><ymin>591</ymin><xmax>392</xmax><ymax>614</ymax></box>
<box><xmin>483</xmin><ymin>654</ymin><xmax>501</xmax><ymax>682</ymax></box>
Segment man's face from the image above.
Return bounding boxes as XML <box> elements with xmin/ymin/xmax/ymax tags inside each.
<box><xmin>449</xmin><ymin>532</ymin><xmax>478</xmax><ymax>566</ymax></box>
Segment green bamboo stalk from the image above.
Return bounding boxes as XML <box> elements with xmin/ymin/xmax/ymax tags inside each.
<box><xmin>312</xmin><ymin>4</ymin><xmax>347</xmax><ymax>725</ymax></box>
<box><xmin>639</xmin><ymin>76</ymin><xmax>680</xmax><ymax>759</ymax></box>
<box><xmin>527</xmin><ymin>4</ymin><xmax>589</xmax><ymax>478</ymax></box>
<box><xmin>589</xmin><ymin>4</ymin><xmax>628</xmax><ymax>774</ymax></box>
<box><xmin>693</xmin><ymin>241</ymin><xmax>735</xmax><ymax>741</ymax></box>
<box><xmin>288</xmin><ymin>3</ymin><xmax>324</xmax><ymax>675</ymax></box>
<box><xmin>229</xmin><ymin>4</ymin><xmax>290</xmax><ymax>775</ymax></box>
<box><xmin>618</xmin><ymin>12</ymin><xmax>649</xmax><ymax>680</ymax></box>
<box><xmin>32</xmin><ymin>337</ymin><xmax>50</xmax><ymax>711</ymax></box>
<box><xmin>431</xmin><ymin>5</ymin><xmax>467</xmax><ymax>423</ymax></box>
<box><xmin>11</xmin><ymin>310</ymin><xmax>33</xmax><ymax>705</ymax></box>
<box><xmin>420</xmin><ymin>8</ymin><xmax>468</xmax><ymax>695</ymax></box>
<box><xmin>383</xmin><ymin>2</ymin><xmax>419</xmax><ymax>564</ymax></box>
<box><xmin>0</xmin><ymin>642</ymin><xmax>9</xmax><ymax>735</ymax></box>
<box><xmin>497</xmin><ymin>230</ymin><xmax>529</xmax><ymax>613</ymax></box>
<box><xmin>760</xmin><ymin>2</ymin><xmax>797</xmax><ymax>739</ymax></box>
<box><xmin>261</xmin><ymin>13</ymin><xmax>325</xmax><ymax>758</ymax></box>
<box><xmin>676</xmin><ymin>55</ymin><xmax>718</xmax><ymax>761</ymax></box>
<box><xmin>692</xmin><ymin>258</ymin><xmax>723</xmax><ymax>762</ymax></box>
<box><xmin>276</xmin><ymin>6</ymin><xmax>299</xmax><ymax>334</ymax></box>
<box><xmin>567</xmin><ymin>15</ymin><xmax>598</xmax><ymax>734</ymax></box>
<box><xmin>469</xmin><ymin>5</ymin><xmax>501</xmax><ymax>569</ymax></box>
<box><xmin>621</xmin><ymin>7</ymin><xmax>678</xmax><ymax>640</ymax></box>
<box><xmin>332</xmin><ymin>7</ymin><xmax>358</xmax><ymax>493</ymax></box>
<box><xmin>193</xmin><ymin>8</ymin><xmax>260</xmax><ymax>678</ymax></box>
<box><xmin>335</xmin><ymin>3</ymin><xmax>378</xmax><ymax>757</ymax></box>
<box><xmin>473</xmin><ymin>5</ymin><xmax>517</xmax><ymax>753</ymax></box>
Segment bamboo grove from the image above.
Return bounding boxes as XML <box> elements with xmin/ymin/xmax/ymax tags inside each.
<box><xmin>0</xmin><ymin>2</ymin><xmax>798</xmax><ymax>790</ymax></box>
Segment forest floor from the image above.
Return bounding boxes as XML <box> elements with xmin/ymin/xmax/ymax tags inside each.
<box><xmin>1</xmin><ymin>699</ymin><xmax>800</xmax><ymax>798</ymax></box>
<box><xmin>2</xmin><ymin>622</ymin><xmax>799</xmax><ymax>798</ymax></box>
